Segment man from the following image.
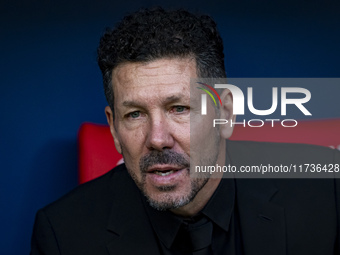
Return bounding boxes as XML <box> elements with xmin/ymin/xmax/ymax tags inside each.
<box><xmin>31</xmin><ymin>7</ymin><xmax>340</xmax><ymax>255</ymax></box>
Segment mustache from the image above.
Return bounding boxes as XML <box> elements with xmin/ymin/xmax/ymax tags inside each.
<box><xmin>139</xmin><ymin>150</ymin><xmax>190</xmax><ymax>173</ymax></box>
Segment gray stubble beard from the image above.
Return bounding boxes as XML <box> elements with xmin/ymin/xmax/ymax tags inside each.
<box><xmin>122</xmin><ymin>133</ymin><xmax>220</xmax><ymax>211</ymax></box>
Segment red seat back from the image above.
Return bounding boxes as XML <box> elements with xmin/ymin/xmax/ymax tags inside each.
<box><xmin>78</xmin><ymin>123</ymin><xmax>123</xmax><ymax>184</ymax></box>
<box><xmin>230</xmin><ymin>118</ymin><xmax>340</xmax><ymax>148</ymax></box>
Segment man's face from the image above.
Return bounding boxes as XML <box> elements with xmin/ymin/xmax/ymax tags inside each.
<box><xmin>106</xmin><ymin>58</ymin><xmax>224</xmax><ymax>211</ymax></box>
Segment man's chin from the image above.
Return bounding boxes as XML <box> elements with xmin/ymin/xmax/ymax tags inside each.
<box><xmin>143</xmin><ymin>177</ymin><xmax>210</xmax><ymax>211</ymax></box>
<box><xmin>144</xmin><ymin>191</ymin><xmax>193</xmax><ymax>211</ymax></box>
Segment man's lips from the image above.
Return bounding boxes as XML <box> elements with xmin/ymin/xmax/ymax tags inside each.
<box><xmin>145</xmin><ymin>165</ymin><xmax>188</xmax><ymax>186</ymax></box>
<box><xmin>146</xmin><ymin>165</ymin><xmax>185</xmax><ymax>177</ymax></box>
<box><xmin>147</xmin><ymin>165</ymin><xmax>184</xmax><ymax>172</ymax></box>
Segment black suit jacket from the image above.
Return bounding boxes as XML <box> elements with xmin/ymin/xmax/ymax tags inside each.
<box><xmin>31</xmin><ymin>141</ymin><xmax>340</xmax><ymax>255</ymax></box>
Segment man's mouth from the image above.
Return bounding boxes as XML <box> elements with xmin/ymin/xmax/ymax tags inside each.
<box><xmin>145</xmin><ymin>165</ymin><xmax>189</xmax><ymax>186</ymax></box>
<box><xmin>152</xmin><ymin>169</ymin><xmax>179</xmax><ymax>176</ymax></box>
<box><xmin>147</xmin><ymin>165</ymin><xmax>183</xmax><ymax>175</ymax></box>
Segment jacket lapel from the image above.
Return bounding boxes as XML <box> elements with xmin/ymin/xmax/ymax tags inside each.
<box><xmin>236</xmin><ymin>179</ymin><xmax>286</xmax><ymax>255</ymax></box>
<box><xmin>105</xmin><ymin>169</ymin><xmax>160</xmax><ymax>255</ymax></box>
<box><xmin>226</xmin><ymin>140</ymin><xmax>287</xmax><ymax>254</ymax></box>
<box><xmin>106</xmin><ymin>217</ymin><xmax>160</xmax><ymax>255</ymax></box>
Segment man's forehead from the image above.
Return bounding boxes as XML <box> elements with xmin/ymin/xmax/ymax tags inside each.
<box><xmin>112</xmin><ymin>58</ymin><xmax>197</xmax><ymax>86</ymax></box>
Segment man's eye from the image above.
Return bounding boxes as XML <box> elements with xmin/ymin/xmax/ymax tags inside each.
<box><xmin>174</xmin><ymin>106</ymin><xmax>186</xmax><ymax>112</ymax></box>
<box><xmin>129</xmin><ymin>111</ymin><xmax>141</xmax><ymax>118</ymax></box>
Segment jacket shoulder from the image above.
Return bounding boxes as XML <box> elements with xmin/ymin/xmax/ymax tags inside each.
<box><xmin>31</xmin><ymin>164</ymin><xmax>138</xmax><ymax>254</ymax></box>
<box><xmin>42</xmin><ymin>164</ymin><xmax>130</xmax><ymax>216</ymax></box>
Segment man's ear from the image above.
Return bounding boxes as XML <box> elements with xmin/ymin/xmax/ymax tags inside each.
<box><xmin>218</xmin><ymin>89</ymin><xmax>236</xmax><ymax>139</ymax></box>
<box><xmin>105</xmin><ymin>106</ymin><xmax>122</xmax><ymax>154</ymax></box>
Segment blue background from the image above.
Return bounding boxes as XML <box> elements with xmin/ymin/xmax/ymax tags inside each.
<box><xmin>1</xmin><ymin>0</ymin><xmax>339</xmax><ymax>254</ymax></box>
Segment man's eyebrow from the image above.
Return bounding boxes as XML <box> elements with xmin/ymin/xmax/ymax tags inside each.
<box><xmin>163</xmin><ymin>95</ymin><xmax>186</xmax><ymax>104</ymax></box>
<box><xmin>122</xmin><ymin>100</ymin><xmax>142</xmax><ymax>108</ymax></box>
<box><xmin>121</xmin><ymin>95</ymin><xmax>187</xmax><ymax>108</ymax></box>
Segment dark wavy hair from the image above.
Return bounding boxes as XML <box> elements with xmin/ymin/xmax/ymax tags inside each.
<box><xmin>97</xmin><ymin>7</ymin><xmax>226</xmax><ymax>116</ymax></box>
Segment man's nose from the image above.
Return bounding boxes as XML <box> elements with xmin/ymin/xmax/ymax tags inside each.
<box><xmin>145</xmin><ymin>115</ymin><xmax>175</xmax><ymax>151</ymax></box>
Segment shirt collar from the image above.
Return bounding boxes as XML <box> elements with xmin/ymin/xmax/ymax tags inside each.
<box><xmin>142</xmin><ymin>196</ymin><xmax>183</xmax><ymax>249</ymax></box>
<box><xmin>142</xmin><ymin>178</ymin><xmax>235</xmax><ymax>249</ymax></box>
<box><xmin>201</xmin><ymin>178</ymin><xmax>235</xmax><ymax>232</ymax></box>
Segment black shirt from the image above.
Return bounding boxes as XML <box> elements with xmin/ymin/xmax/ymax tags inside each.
<box><xmin>142</xmin><ymin>178</ymin><xmax>243</xmax><ymax>254</ymax></box>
